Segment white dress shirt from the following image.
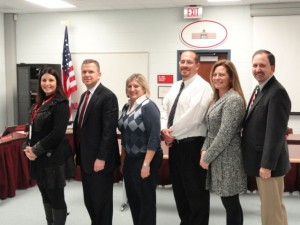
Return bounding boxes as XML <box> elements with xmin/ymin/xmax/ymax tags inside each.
<box><xmin>161</xmin><ymin>74</ymin><xmax>212</xmax><ymax>140</ymax></box>
<box><xmin>78</xmin><ymin>81</ymin><xmax>101</xmax><ymax>124</ymax></box>
<box><xmin>127</xmin><ymin>95</ymin><xmax>147</xmax><ymax>114</ymax></box>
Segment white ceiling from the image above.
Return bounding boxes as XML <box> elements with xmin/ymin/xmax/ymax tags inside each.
<box><xmin>1</xmin><ymin>0</ymin><xmax>300</xmax><ymax>14</ymax></box>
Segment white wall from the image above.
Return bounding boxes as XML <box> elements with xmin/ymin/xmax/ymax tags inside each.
<box><xmin>15</xmin><ymin>7</ymin><xmax>253</xmax><ymax>102</ymax></box>
<box><xmin>15</xmin><ymin>8</ymin><xmax>188</xmax><ymax>105</ymax></box>
<box><xmin>253</xmin><ymin>16</ymin><xmax>300</xmax><ymax>113</ymax></box>
<box><xmin>0</xmin><ymin>13</ymin><xmax>7</xmax><ymax>130</ymax></box>
<box><xmin>10</xmin><ymin>6</ymin><xmax>300</xmax><ymax>132</ymax></box>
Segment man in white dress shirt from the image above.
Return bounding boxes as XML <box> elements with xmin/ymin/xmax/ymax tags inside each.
<box><xmin>161</xmin><ymin>50</ymin><xmax>212</xmax><ymax>225</ymax></box>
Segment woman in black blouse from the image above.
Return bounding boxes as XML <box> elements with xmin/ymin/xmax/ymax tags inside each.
<box><xmin>24</xmin><ymin>67</ymin><xmax>70</xmax><ymax>225</ymax></box>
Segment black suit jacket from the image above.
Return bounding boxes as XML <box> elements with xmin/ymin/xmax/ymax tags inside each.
<box><xmin>242</xmin><ymin>76</ymin><xmax>291</xmax><ymax>177</ymax></box>
<box><xmin>73</xmin><ymin>83</ymin><xmax>120</xmax><ymax>174</ymax></box>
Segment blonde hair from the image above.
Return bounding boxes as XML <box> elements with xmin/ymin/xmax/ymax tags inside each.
<box><xmin>126</xmin><ymin>73</ymin><xmax>150</xmax><ymax>97</ymax></box>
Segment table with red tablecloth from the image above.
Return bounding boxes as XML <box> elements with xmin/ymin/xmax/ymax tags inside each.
<box><xmin>247</xmin><ymin>136</ymin><xmax>300</xmax><ymax>192</ymax></box>
<box><xmin>160</xmin><ymin>140</ymin><xmax>300</xmax><ymax>192</ymax></box>
<box><xmin>0</xmin><ymin>137</ymin><xmax>36</xmax><ymax>200</ymax></box>
<box><xmin>1</xmin><ymin>133</ymin><xmax>300</xmax><ymax>200</ymax></box>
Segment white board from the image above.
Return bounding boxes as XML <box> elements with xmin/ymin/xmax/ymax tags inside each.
<box><xmin>71</xmin><ymin>52</ymin><xmax>148</xmax><ymax>110</ymax></box>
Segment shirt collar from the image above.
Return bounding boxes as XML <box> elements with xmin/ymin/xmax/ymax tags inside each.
<box><xmin>88</xmin><ymin>81</ymin><xmax>101</xmax><ymax>95</ymax></box>
<box><xmin>127</xmin><ymin>94</ymin><xmax>147</xmax><ymax>112</ymax></box>
<box><xmin>182</xmin><ymin>74</ymin><xmax>197</xmax><ymax>87</ymax></box>
<box><xmin>259</xmin><ymin>75</ymin><xmax>273</xmax><ymax>91</ymax></box>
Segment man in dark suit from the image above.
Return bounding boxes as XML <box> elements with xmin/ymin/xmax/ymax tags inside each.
<box><xmin>242</xmin><ymin>50</ymin><xmax>291</xmax><ymax>225</ymax></box>
<box><xmin>73</xmin><ymin>59</ymin><xmax>120</xmax><ymax>225</ymax></box>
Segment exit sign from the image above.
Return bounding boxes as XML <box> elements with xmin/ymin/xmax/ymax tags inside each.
<box><xmin>184</xmin><ymin>6</ymin><xmax>202</xmax><ymax>19</ymax></box>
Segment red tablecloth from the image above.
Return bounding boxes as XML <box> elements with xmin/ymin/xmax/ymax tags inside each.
<box><xmin>247</xmin><ymin>143</ymin><xmax>300</xmax><ymax>192</ymax></box>
<box><xmin>1</xmin><ymin>134</ymin><xmax>299</xmax><ymax>200</ymax></box>
<box><xmin>0</xmin><ymin>138</ymin><xmax>36</xmax><ymax>200</ymax></box>
<box><xmin>247</xmin><ymin>163</ymin><xmax>299</xmax><ymax>193</ymax></box>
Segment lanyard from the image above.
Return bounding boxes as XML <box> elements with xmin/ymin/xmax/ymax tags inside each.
<box><xmin>28</xmin><ymin>95</ymin><xmax>55</xmax><ymax>146</ymax></box>
<box><xmin>31</xmin><ymin>95</ymin><xmax>56</xmax><ymax>124</ymax></box>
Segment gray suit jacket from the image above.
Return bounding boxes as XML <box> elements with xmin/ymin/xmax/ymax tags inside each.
<box><xmin>242</xmin><ymin>76</ymin><xmax>291</xmax><ymax>177</ymax></box>
<box><xmin>203</xmin><ymin>89</ymin><xmax>247</xmax><ymax>196</ymax></box>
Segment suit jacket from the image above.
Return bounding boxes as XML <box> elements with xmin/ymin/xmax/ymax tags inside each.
<box><xmin>202</xmin><ymin>89</ymin><xmax>247</xmax><ymax>196</ymax></box>
<box><xmin>242</xmin><ymin>76</ymin><xmax>291</xmax><ymax>177</ymax></box>
<box><xmin>73</xmin><ymin>83</ymin><xmax>120</xmax><ymax>174</ymax></box>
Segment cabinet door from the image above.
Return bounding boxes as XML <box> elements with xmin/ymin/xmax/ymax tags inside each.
<box><xmin>17</xmin><ymin>67</ymin><xmax>31</xmax><ymax>125</ymax></box>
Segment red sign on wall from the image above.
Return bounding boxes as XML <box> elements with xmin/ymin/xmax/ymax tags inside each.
<box><xmin>157</xmin><ymin>75</ymin><xmax>173</xmax><ymax>84</ymax></box>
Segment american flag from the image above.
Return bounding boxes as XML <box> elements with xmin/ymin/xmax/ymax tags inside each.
<box><xmin>62</xmin><ymin>26</ymin><xmax>77</xmax><ymax>116</ymax></box>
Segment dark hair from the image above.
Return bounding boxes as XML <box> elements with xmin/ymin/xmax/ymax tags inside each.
<box><xmin>81</xmin><ymin>59</ymin><xmax>100</xmax><ymax>72</ymax></box>
<box><xmin>36</xmin><ymin>67</ymin><xmax>67</xmax><ymax>102</ymax></box>
<box><xmin>210</xmin><ymin>59</ymin><xmax>246</xmax><ymax>107</ymax></box>
<box><xmin>252</xmin><ymin>49</ymin><xmax>275</xmax><ymax>66</ymax></box>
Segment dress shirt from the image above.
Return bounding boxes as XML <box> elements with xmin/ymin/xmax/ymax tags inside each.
<box><xmin>161</xmin><ymin>74</ymin><xmax>212</xmax><ymax>140</ymax></box>
<box><xmin>127</xmin><ymin>94</ymin><xmax>147</xmax><ymax>114</ymax></box>
<box><xmin>78</xmin><ymin>81</ymin><xmax>101</xmax><ymax>121</ymax></box>
<box><xmin>258</xmin><ymin>75</ymin><xmax>273</xmax><ymax>91</ymax></box>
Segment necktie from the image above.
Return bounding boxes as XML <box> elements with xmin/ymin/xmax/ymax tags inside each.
<box><xmin>78</xmin><ymin>90</ymin><xmax>90</xmax><ymax>128</ymax></box>
<box><xmin>249</xmin><ymin>85</ymin><xmax>260</xmax><ymax>109</ymax></box>
<box><xmin>167</xmin><ymin>82</ymin><xmax>185</xmax><ymax>128</ymax></box>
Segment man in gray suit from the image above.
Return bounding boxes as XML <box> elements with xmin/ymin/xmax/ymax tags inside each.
<box><xmin>242</xmin><ymin>50</ymin><xmax>291</xmax><ymax>225</ymax></box>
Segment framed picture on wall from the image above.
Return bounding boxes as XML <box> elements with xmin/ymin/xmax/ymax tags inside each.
<box><xmin>158</xmin><ymin>86</ymin><xmax>171</xmax><ymax>99</ymax></box>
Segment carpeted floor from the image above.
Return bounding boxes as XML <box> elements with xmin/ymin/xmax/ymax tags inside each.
<box><xmin>0</xmin><ymin>180</ymin><xmax>299</xmax><ymax>225</ymax></box>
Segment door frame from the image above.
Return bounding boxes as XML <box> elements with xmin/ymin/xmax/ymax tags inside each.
<box><xmin>176</xmin><ymin>49</ymin><xmax>231</xmax><ymax>80</ymax></box>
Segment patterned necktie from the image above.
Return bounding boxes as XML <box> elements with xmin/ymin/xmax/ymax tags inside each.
<box><xmin>167</xmin><ymin>82</ymin><xmax>185</xmax><ymax>128</ymax></box>
<box><xmin>78</xmin><ymin>90</ymin><xmax>90</xmax><ymax>128</ymax></box>
<box><xmin>249</xmin><ymin>85</ymin><xmax>260</xmax><ymax>109</ymax></box>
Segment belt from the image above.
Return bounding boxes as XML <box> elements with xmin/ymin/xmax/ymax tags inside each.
<box><xmin>173</xmin><ymin>136</ymin><xmax>202</xmax><ymax>144</ymax></box>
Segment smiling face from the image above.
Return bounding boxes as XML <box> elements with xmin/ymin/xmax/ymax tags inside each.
<box><xmin>179</xmin><ymin>51</ymin><xmax>199</xmax><ymax>81</ymax></box>
<box><xmin>252</xmin><ymin>52</ymin><xmax>275</xmax><ymax>84</ymax></box>
<box><xmin>126</xmin><ymin>79</ymin><xmax>145</xmax><ymax>103</ymax></box>
<box><xmin>212</xmin><ymin>65</ymin><xmax>232</xmax><ymax>96</ymax></box>
<box><xmin>81</xmin><ymin>62</ymin><xmax>101</xmax><ymax>89</ymax></box>
<box><xmin>41</xmin><ymin>73</ymin><xmax>57</xmax><ymax>96</ymax></box>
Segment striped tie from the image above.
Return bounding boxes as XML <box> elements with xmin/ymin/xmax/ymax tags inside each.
<box><xmin>78</xmin><ymin>90</ymin><xmax>90</xmax><ymax>128</ymax></box>
<box><xmin>249</xmin><ymin>85</ymin><xmax>260</xmax><ymax>109</ymax></box>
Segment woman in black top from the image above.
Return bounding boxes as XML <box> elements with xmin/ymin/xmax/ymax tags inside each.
<box><xmin>24</xmin><ymin>67</ymin><xmax>70</xmax><ymax>225</ymax></box>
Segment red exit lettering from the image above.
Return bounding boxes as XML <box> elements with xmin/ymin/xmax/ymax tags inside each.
<box><xmin>187</xmin><ymin>7</ymin><xmax>199</xmax><ymax>17</ymax></box>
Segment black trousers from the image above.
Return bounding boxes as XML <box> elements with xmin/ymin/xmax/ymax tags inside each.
<box><xmin>81</xmin><ymin>170</ymin><xmax>113</xmax><ymax>225</ymax></box>
<box><xmin>38</xmin><ymin>184</ymin><xmax>66</xmax><ymax>210</ymax></box>
<box><xmin>169</xmin><ymin>137</ymin><xmax>210</xmax><ymax>225</ymax></box>
<box><xmin>123</xmin><ymin>151</ymin><xmax>163</xmax><ymax>225</ymax></box>
<box><xmin>221</xmin><ymin>194</ymin><xmax>243</xmax><ymax>225</ymax></box>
